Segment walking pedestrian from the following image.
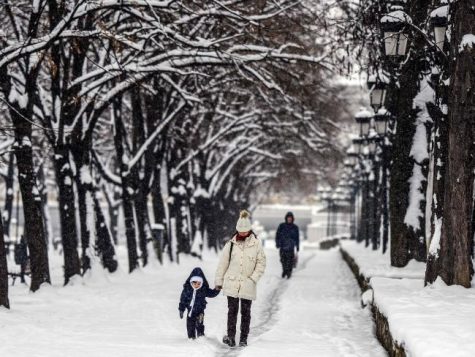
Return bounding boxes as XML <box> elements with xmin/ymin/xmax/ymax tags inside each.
<box><xmin>215</xmin><ymin>210</ymin><xmax>266</xmax><ymax>347</ymax></box>
<box><xmin>178</xmin><ymin>267</ymin><xmax>220</xmax><ymax>339</ymax></box>
<box><xmin>276</xmin><ymin>212</ymin><xmax>300</xmax><ymax>279</ymax></box>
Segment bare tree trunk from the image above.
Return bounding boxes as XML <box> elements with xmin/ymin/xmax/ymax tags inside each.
<box><xmin>12</xmin><ymin>112</ymin><xmax>50</xmax><ymax>291</ymax></box>
<box><xmin>135</xmin><ymin>187</ymin><xmax>150</xmax><ymax>266</ymax></box>
<box><xmin>425</xmin><ymin>102</ymin><xmax>448</xmax><ymax>284</ymax></box>
<box><xmin>113</xmin><ymin>97</ymin><xmax>138</xmax><ymax>272</ymax></box>
<box><xmin>105</xmin><ymin>186</ymin><xmax>121</xmax><ymax>245</ymax></box>
<box><xmin>53</xmin><ymin>147</ymin><xmax>81</xmax><ymax>284</ymax></box>
<box><xmin>71</xmin><ymin>144</ymin><xmax>94</xmax><ymax>274</ymax></box>
<box><xmin>37</xmin><ymin>162</ymin><xmax>50</xmax><ymax>247</ymax></box>
<box><xmin>93</xmin><ymin>191</ymin><xmax>118</xmax><ymax>272</ymax></box>
<box><xmin>152</xmin><ymin>167</ymin><xmax>171</xmax><ymax>261</ymax></box>
<box><xmin>430</xmin><ymin>0</ymin><xmax>475</xmax><ymax>287</ymax></box>
<box><xmin>3</xmin><ymin>152</ymin><xmax>15</xmax><ymax>239</ymax></box>
<box><xmin>0</xmin><ymin>208</ymin><xmax>9</xmax><ymax>309</ymax></box>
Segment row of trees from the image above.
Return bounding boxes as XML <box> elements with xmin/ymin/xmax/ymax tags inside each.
<box><xmin>0</xmin><ymin>1</ymin><xmax>349</xmax><ymax>308</ymax></box>
<box><xmin>340</xmin><ymin>0</ymin><xmax>474</xmax><ymax>288</ymax></box>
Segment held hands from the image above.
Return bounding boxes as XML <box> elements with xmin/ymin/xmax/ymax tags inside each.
<box><xmin>179</xmin><ymin>310</ymin><xmax>184</xmax><ymax>319</ymax></box>
<box><xmin>215</xmin><ymin>285</ymin><xmax>222</xmax><ymax>291</ymax></box>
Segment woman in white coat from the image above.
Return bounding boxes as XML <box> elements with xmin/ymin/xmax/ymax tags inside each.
<box><xmin>215</xmin><ymin>210</ymin><xmax>266</xmax><ymax>347</ymax></box>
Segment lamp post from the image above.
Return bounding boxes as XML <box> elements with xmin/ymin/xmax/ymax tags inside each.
<box><xmin>349</xmin><ymin>180</ymin><xmax>358</xmax><ymax>240</ymax></box>
<box><xmin>374</xmin><ymin>108</ymin><xmax>392</xmax><ymax>253</ymax></box>
<box><xmin>352</xmin><ymin>108</ymin><xmax>373</xmax><ymax>245</ymax></box>
<box><xmin>322</xmin><ymin>188</ymin><xmax>333</xmax><ymax>238</ymax></box>
<box><xmin>318</xmin><ymin>187</ymin><xmax>333</xmax><ymax>239</ymax></box>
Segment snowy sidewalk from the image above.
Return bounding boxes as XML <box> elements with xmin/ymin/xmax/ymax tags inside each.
<box><xmin>241</xmin><ymin>249</ymin><xmax>385</xmax><ymax>357</ymax></box>
<box><xmin>0</xmin><ymin>247</ymin><xmax>384</xmax><ymax>357</ymax></box>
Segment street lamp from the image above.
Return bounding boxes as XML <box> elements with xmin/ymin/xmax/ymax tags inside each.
<box><xmin>374</xmin><ymin>107</ymin><xmax>391</xmax><ymax>137</ymax></box>
<box><xmin>346</xmin><ymin>145</ymin><xmax>359</xmax><ymax>164</ymax></box>
<box><xmin>388</xmin><ymin>0</ymin><xmax>406</xmax><ymax>11</ymax></box>
<box><xmin>361</xmin><ymin>142</ymin><xmax>372</xmax><ymax>159</ymax></box>
<box><xmin>367</xmin><ymin>73</ymin><xmax>389</xmax><ymax>112</ymax></box>
<box><xmin>381</xmin><ymin>10</ymin><xmax>411</xmax><ymax>58</ymax></box>
<box><xmin>367</xmin><ymin>136</ymin><xmax>378</xmax><ymax>156</ymax></box>
<box><xmin>352</xmin><ymin>137</ymin><xmax>366</xmax><ymax>155</ymax></box>
<box><xmin>344</xmin><ymin>158</ymin><xmax>354</xmax><ymax>169</ymax></box>
<box><xmin>430</xmin><ymin>5</ymin><xmax>448</xmax><ymax>52</ymax></box>
<box><xmin>355</xmin><ymin>108</ymin><xmax>373</xmax><ymax>137</ymax></box>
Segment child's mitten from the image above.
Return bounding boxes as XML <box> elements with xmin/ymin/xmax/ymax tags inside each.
<box><xmin>179</xmin><ymin>310</ymin><xmax>184</xmax><ymax>319</ymax></box>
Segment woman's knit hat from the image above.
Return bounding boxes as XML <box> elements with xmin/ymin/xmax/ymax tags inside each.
<box><xmin>236</xmin><ymin>210</ymin><xmax>252</xmax><ymax>232</ymax></box>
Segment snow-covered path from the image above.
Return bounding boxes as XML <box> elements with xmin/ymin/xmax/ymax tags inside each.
<box><xmin>241</xmin><ymin>248</ymin><xmax>386</xmax><ymax>357</ymax></box>
<box><xmin>0</xmin><ymin>247</ymin><xmax>385</xmax><ymax>357</ymax></box>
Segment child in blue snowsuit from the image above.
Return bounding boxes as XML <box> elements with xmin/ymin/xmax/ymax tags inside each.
<box><xmin>179</xmin><ymin>267</ymin><xmax>220</xmax><ymax>339</ymax></box>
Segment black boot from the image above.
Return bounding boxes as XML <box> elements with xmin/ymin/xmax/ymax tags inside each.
<box><xmin>239</xmin><ymin>338</ymin><xmax>247</xmax><ymax>347</ymax></box>
<box><xmin>223</xmin><ymin>336</ymin><xmax>236</xmax><ymax>347</ymax></box>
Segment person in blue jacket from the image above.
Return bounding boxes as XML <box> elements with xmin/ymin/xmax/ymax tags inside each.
<box><xmin>275</xmin><ymin>212</ymin><xmax>300</xmax><ymax>279</ymax></box>
<box><xmin>179</xmin><ymin>267</ymin><xmax>220</xmax><ymax>339</ymax></box>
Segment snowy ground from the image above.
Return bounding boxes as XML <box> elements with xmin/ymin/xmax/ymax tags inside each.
<box><xmin>340</xmin><ymin>240</ymin><xmax>426</xmax><ymax>279</ymax></box>
<box><xmin>1</xmin><ymin>246</ymin><xmax>385</xmax><ymax>357</ymax></box>
<box><xmin>342</xmin><ymin>240</ymin><xmax>475</xmax><ymax>357</ymax></box>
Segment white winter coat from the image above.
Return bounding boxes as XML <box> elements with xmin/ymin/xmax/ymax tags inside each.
<box><xmin>215</xmin><ymin>234</ymin><xmax>266</xmax><ymax>301</ymax></box>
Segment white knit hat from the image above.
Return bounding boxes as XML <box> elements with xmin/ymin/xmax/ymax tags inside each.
<box><xmin>236</xmin><ymin>210</ymin><xmax>252</xmax><ymax>232</ymax></box>
<box><xmin>190</xmin><ymin>276</ymin><xmax>203</xmax><ymax>285</ymax></box>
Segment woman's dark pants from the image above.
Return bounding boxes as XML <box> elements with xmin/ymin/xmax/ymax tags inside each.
<box><xmin>227</xmin><ymin>296</ymin><xmax>252</xmax><ymax>342</ymax></box>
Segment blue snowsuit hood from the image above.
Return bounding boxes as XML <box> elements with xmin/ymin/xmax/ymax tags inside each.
<box><xmin>183</xmin><ymin>267</ymin><xmax>210</xmax><ymax>290</ymax></box>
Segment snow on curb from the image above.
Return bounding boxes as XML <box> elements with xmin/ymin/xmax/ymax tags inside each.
<box><xmin>340</xmin><ymin>240</ymin><xmax>426</xmax><ymax>280</ymax></box>
<box><xmin>340</xmin><ymin>240</ymin><xmax>475</xmax><ymax>357</ymax></box>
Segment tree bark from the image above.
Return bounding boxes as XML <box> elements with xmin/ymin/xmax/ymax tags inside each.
<box><xmin>3</xmin><ymin>152</ymin><xmax>15</xmax><ymax>239</ymax></box>
<box><xmin>151</xmin><ymin>166</ymin><xmax>172</xmax><ymax>261</ymax></box>
<box><xmin>53</xmin><ymin>147</ymin><xmax>81</xmax><ymax>284</ymax></box>
<box><xmin>105</xmin><ymin>185</ymin><xmax>121</xmax><ymax>246</ymax></box>
<box><xmin>93</xmin><ymin>191</ymin><xmax>118</xmax><ymax>273</ymax></box>
<box><xmin>71</xmin><ymin>144</ymin><xmax>94</xmax><ymax>274</ymax></box>
<box><xmin>430</xmin><ymin>0</ymin><xmax>475</xmax><ymax>287</ymax></box>
<box><xmin>131</xmin><ymin>88</ymin><xmax>149</xmax><ymax>266</ymax></box>
<box><xmin>135</xmin><ymin>187</ymin><xmax>150</xmax><ymax>266</ymax></box>
<box><xmin>113</xmin><ymin>98</ymin><xmax>139</xmax><ymax>272</ymax></box>
<box><xmin>424</xmin><ymin>102</ymin><xmax>448</xmax><ymax>284</ymax></box>
<box><xmin>0</xmin><ymin>208</ymin><xmax>9</xmax><ymax>309</ymax></box>
<box><xmin>37</xmin><ymin>162</ymin><xmax>51</xmax><ymax>246</ymax></box>
<box><xmin>12</xmin><ymin>112</ymin><xmax>50</xmax><ymax>291</ymax></box>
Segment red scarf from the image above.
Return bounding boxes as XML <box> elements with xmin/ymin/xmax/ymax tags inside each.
<box><xmin>236</xmin><ymin>232</ymin><xmax>251</xmax><ymax>241</ymax></box>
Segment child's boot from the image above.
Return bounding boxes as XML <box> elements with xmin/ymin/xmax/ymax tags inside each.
<box><xmin>223</xmin><ymin>335</ymin><xmax>236</xmax><ymax>347</ymax></box>
<box><xmin>239</xmin><ymin>338</ymin><xmax>247</xmax><ymax>347</ymax></box>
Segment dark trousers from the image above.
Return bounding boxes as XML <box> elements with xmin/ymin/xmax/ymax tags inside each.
<box><xmin>280</xmin><ymin>250</ymin><xmax>295</xmax><ymax>277</ymax></box>
<box><xmin>227</xmin><ymin>296</ymin><xmax>252</xmax><ymax>341</ymax></box>
<box><xmin>186</xmin><ymin>312</ymin><xmax>205</xmax><ymax>339</ymax></box>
